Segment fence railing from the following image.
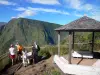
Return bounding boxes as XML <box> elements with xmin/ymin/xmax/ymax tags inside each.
<box><xmin>0</xmin><ymin>52</ymin><xmax>10</xmax><ymax>71</ymax></box>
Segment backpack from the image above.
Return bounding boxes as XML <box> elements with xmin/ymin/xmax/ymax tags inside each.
<box><xmin>18</xmin><ymin>45</ymin><xmax>23</xmax><ymax>51</ymax></box>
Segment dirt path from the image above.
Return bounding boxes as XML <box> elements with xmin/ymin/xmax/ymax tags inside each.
<box><xmin>0</xmin><ymin>63</ymin><xmax>22</xmax><ymax>75</ymax></box>
<box><xmin>15</xmin><ymin>56</ymin><xmax>55</xmax><ymax>75</ymax></box>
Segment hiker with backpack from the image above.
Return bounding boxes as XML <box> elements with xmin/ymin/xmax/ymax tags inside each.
<box><xmin>9</xmin><ymin>44</ymin><xmax>16</xmax><ymax>65</ymax></box>
<box><xmin>15</xmin><ymin>43</ymin><xmax>23</xmax><ymax>62</ymax></box>
<box><xmin>32</xmin><ymin>41</ymin><xmax>40</xmax><ymax>64</ymax></box>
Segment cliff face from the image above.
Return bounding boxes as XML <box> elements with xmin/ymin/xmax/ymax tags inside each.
<box><xmin>0</xmin><ymin>18</ymin><xmax>63</xmax><ymax>54</ymax></box>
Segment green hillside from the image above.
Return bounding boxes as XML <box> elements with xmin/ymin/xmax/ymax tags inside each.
<box><xmin>0</xmin><ymin>18</ymin><xmax>63</xmax><ymax>54</ymax></box>
<box><xmin>61</xmin><ymin>32</ymin><xmax>100</xmax><ymax>51</ymax></box>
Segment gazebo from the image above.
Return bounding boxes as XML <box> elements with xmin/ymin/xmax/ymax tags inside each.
<box><xmin>55</xmin><ymin>16</ymin><xmax>100</xmax><ymax>64</ymax></box>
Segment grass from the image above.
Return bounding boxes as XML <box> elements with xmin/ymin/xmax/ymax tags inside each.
<box><xmin>25</xmin><ymin>43</ymin><xmax>100</xmax><ymax>59</ymax></box>
<box><xmin>39</xmin><ymin>45</ymin><xmax>68</xmax><ymax>57</ymax></box>
<box><xmin>44</xmin><ymin>67</ymin><xmax>61</xmax><ymax>75</ymax></box>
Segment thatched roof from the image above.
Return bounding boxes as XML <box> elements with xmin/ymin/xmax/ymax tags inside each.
<box><xmin>55</xmin><ymin>16</ymin><xmax>100</xmax><ymax>32</ymax></box>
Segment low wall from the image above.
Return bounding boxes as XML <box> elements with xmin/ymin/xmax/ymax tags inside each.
<box><xmin>0</xmin><ymin>52</ymin><xmax>10</xmax><ymax>71</ymax></box>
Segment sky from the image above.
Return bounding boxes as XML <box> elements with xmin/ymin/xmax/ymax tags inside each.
<box><xmin>0</xmin><ymin>0</ymin><xmax>100</xmax><ymax>25</ymax></box>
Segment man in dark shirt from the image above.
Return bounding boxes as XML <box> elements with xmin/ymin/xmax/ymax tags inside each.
<box><xmin>32</xmin><ymin>42</ymin><xmax>40</xmax><ymax>64</ymax></box>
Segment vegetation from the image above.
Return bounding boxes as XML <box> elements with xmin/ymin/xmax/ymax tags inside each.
<box><xmin>61</xmin><ymin>32</ymin><xmax>100</xmax><ymax>51</ymax></box>
<box><xmin>0</xmin><ymin>18</ymin><xmax>65</xmax><ymax>55</ymax></box>
<box><xmin>38</xmin><ymin>45</ymin><xmax>68</xmax><ymax>58</ymax></box>
<box><xmin>44</xmin><ymin>67</ymin><xmax>61</xmax><ymax>75</ymax></box>
<box><xmin>0</xmin><ymin>18</ymin><xmax>100</xmax><ymax>56</ymax></box>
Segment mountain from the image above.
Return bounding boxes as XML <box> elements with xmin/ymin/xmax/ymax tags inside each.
<box><xmin>0</xmin><ymin>22</ymin><xmax>6</xmax><ymax>26</ymax></box>
<box><xmin>0</xmin><ymin>18</ymin><xmax>63</xmax><ymax>54</ymax></box>
<box><xmin>0</xmin><ymin>22</ymin><xmax>6</xmax><ymax>36</ymax></box>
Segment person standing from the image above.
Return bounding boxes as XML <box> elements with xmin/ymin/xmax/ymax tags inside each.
<box><xmin>32</xmin><ymin>42</ymin><xmax>40</xmax><ymax>64</ymax></box>
<box><xmin>15</xmin><ymin>43</ymin><xmax>23</xmax><ymax>62</ymax></box>
<box><xmin>9</xmin><ymin>44</ymin><xmax>16</xmax><ymax>65</ymax></box>
<box><xmin>22</xmin><ymin>48</ymin><xmax>30</xmax><ymax>67</ymax></box>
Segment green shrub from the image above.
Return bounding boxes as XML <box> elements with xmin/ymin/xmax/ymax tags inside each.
<box><xmin>38</xmin><ymin>49</ymin><xmax>51</xmax><ymax>58</ymax></box>
<box><xmin>51</xmin><ymin>69</ymin><xmax>61</xmax><ymax>75</ymax></box>
<box><xmin>47</xmin><ymin>46</ymin><xmax>58</xmax><ymax>55</ymax></box>
<box><xmin>60</xmin><ymin>46</ymin><xmax>68</xmax><ymax>55</ymax></box>
<box><xmin>43</xmin><ymin>67</ymin><xmax>61</xmax><ymax>75</ymax></box>
<box><xmin>40</xmin><ymin>45</ymin><xmax>68</xmax><ymax>56</ymax></box>
<box><xmin>74</xmin><ymin>44</ymin><xmax>90</xmax><ymax>51</ymax></box>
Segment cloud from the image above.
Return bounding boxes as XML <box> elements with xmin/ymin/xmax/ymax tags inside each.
<box><xmin>91</xmin><ymin>10</ymin><xmax>100</xmax><ymax>21</ymax></box>
<box><xmin>74</xmin><ymin>13</ymin><xmax>83</xmax><ymax>17</ymax></box>
<box><xmin>17</xmin><ymin>10</ymin><xmax>35</xmax><ymax>18</ymax></box>
<box><xmin>11</xmin><ymin>16</ymin><xmax>17</xmax><ymax>19</ymax></box>
<box><xmin>14</xmin><ymin>9</ymin><xmax>35</xmax><ymax>18</ymax></box>
<box><xmin>27</xmin><ymin>0</ymin><xmax>60</xmax><ymax>5</ymax></box>
<box><xmin>65</xmin><ymin>0</ymin><xmax>81</xmax><ymax>10</ymax></box>
<box><xmin>0</xmin><ymin>0</ymin><xmax>16</xmax><ymax>5</ymax></box>
<box><xmin>82</xmin><ymin>4</ymin><xmax>93</xmax><ymax>11</ymax></box>
<box><xmin>14</xmin><ymin>7</ymin><xmax>70</xmax><ymax>18</ymax></box>
<box><xmin>65</xmin><ymin>0</ymin><xmax>93</xmax><ymax>11</ymax></box>
<box><xmin>27</xmin><ymin>7</ymin><xmax>70</xmax><ymax>15</ymax></box>
<box><xmin>15</xmin><ymin>7</ymin><xmax>26</xmax><ymax>11</ymax></box>
<box><xmin>64</xmin><ymin>0</ymin><xmax>100</xmax><ymax>20</ymax></box>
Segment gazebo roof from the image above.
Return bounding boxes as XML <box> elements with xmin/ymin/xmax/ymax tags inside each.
<box><xmin>55</xmin><ymin>16</ymin><xmax>100</xmax><ymax>32</ymax></box>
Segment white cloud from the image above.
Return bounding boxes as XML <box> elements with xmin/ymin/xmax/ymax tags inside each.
<box><xmin>91</xmin><ymin>10</ymin><xmax>100</xmax><ymax>21</ymax></box>
<box><xmin>11</xmin><ymin>16</ymin><xmax>16</xmax><ymax>19</ymax></box>
<box><xmin>74</xmin><ymin>13</ymin><xmax>83</xmax><ymax>17</ymax></box>
<box><xmin>83</xmin><ymin>4</ymin><xmax>93</xmax><ymax>11</ymax></box>
<box><xmin>17</xmin><ymin>10</ymin><xmax>35</xmax><ymax>18</ymax></box>
<box><xmin>15</xmin><ymin>7</ymin><xmax>26</xmax><ymax>11</ymax></box>
<box><xmin>0</xmin><ymin>0</ymin><xmax>16</xmax><ymax>5</ymax></box>
<box><xmin>27</xmin><ymin>7</ymin><xmax>70</xmax><ymax>15</ymax></box>
<box><xmin>28</xmin><ymin>0</ymin><xmax>60</xmax><ymax>5</ymax></box>
<box><xmin>15</xmin><ymin>9</ymin><xmax>35</xmax><ymax>18</ymax></box>
<box><xmin>14</xmin><ymin>7</ymin><xmax>70</xmax><ymax>18</ymax></box>
<box><xmin>75</xmin><ymin>14</ymin><xmax>82</xmax><ymax>17</ymax></box>
<box><xmin>65</xmin><ymin>0</ymin><xmax>100</xmax><ymax>20</ymax></box>
<box><xmin>65</xmin><ymin>0</ymin><xmax>93</xmax><ymax>11</ymax></box>
<box><xmin>92</xmin><ymin>15</ymin><xmax>100</xmax><ymax>21</ymax></box>
<box><xmin>65</xmin><ymin>0</ymin><xmax>81</xmax><ymax>10</ymax></box>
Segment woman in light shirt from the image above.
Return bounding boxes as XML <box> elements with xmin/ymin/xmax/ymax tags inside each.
<box><xmin>9</xmin><ymin>44</ymin><xmax>16</xmax><ymax>65</ymax></box>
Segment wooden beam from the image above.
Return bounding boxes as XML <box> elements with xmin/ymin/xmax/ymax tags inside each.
<box><xmin>58</xmin><ymin>31</ymin><xmax>60</xmax><ymax>56</ymax></box>
<box><xmin>68</xmin><ymin>31</ymin><xmax>72</xmax><ymax>64</ymax></box>
<box><xmin>91</xmin><ymin>32</ymin><xmax>94</xmax><ymax>53</ymax></box>
<box><xmin>72</xmin><ymin>32</ymin><xmax>74</xmax><ymax>51</ymax></box>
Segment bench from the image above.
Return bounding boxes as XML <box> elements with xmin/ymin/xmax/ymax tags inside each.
<box><xmin>72</xmin><ymin>51</ymin><xmax>93</xmax><ymax>58</ymax></box>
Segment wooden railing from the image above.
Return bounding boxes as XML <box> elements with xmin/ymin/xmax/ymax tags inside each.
<box><xmin>0</xmin><ymin>52</ymin><xmax>10</xmax><ymax>71</ymax></box>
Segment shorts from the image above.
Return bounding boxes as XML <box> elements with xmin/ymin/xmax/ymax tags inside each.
<box><xmin>17</xmin><ymin>51</ymin><xmax>22</xmax><ymax>55</ymax></box>
<box><xmin>10</xmin><ymin>55</ymin><xmax>15</xmax><ymax>59</ymax></box>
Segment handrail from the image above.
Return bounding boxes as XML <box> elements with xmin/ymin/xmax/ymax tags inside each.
<box><xmin>0</xmin><ymin>52</ymin><xmax>10</xmax><ymax>71</ymax></box>
<box><xmin>0</xmin><ymin>52</ymin><xmax>9</xmax><ymax>61</ymax></box>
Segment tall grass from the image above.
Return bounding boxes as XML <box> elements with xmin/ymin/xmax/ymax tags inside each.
<box><xmin>38</xmin><ymin>43</ymin><xmax>100</xmax><ymax>58</ymax></box>
<box><xmin>43</xmin><ymin>67</ymin><xmax>61</xmax><ymax>75</ymax></box>
<box><xmin>38</xmin><ymin>45</ymin><xmax>68</xmax><ymax>58</ymax></box>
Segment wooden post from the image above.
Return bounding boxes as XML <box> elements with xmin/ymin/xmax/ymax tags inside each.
<box><xmin>72</xmin><ymin>32</ymin><xmax>74</xmax><ymax>51</ymax></box>
<box><xmin>91</xmin><ymin>32</ymin><xmax>94</xmax><ymax>53</ymax></box>
<box><xmin>68</xmin><ymin>31</ymin><xmax>72</xmax><ymax>64</ymax></box>
<box><xmin>58</xmin><ymin>31</ymin><xmax>60</xmax><ymax>56</ymax></box>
